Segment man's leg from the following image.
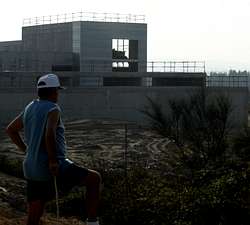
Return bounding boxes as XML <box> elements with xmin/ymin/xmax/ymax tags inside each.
<box><xmin>59</xmin><ymin>164</ymin><xmax>101</xmax><ymax>223</ymax></box>
<box><xmin>81</xmin><ymin>169</ymin><xmax>101</xmax><ymax>222</ymax></box>
<box><xmin>27</xmin><ymin>200</ymin><xmax>45</xmax><ymax>225</ymax></box>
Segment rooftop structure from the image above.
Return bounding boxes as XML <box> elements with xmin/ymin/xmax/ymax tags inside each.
<box><xmin>23</xmin><ymin>12</ymin><xmax>146</xmax><ymax>26</ymax></box>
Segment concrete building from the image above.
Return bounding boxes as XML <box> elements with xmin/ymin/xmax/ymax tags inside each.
<box><xmin>0</xmin><ymin>12</ymin><xmax>147</xmax><ymax>73</ymax></box>
<box><xmin>0</xmin><ymin>12</ymin><xmax>206</xmax><ymax>87</ymax></box>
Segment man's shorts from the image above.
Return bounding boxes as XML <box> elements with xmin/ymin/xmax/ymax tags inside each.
<box><xmin>26</xmin><ymin>163</ymin><xmax>89</xmax><ymax>202</ymax></box>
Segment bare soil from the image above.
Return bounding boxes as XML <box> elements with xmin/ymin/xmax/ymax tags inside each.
<box><xmin>0</xmin><ymin>119</ymin><xmax>171</xmax><ymax>224</ymax></box>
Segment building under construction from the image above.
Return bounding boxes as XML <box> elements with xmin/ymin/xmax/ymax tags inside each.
<box><xmin>0</xmin><ymin>12</ymin><xmax>147</xmax><ymax>73</ymax></box>
<box><xmin>0</xmin><ymin>12</ymin><xmax>247</xmax><ymax>127</ymax></box>
<box><xmin>0</xmin><ymin>12</ymin><xmax>206</xmax><ymax>87</ymax></box>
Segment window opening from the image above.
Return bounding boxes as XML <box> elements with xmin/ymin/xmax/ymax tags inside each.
<box><xmin>112</xmin><ymin>38</ymin><xmax>138</xmax><ymax>72</ymax></box>
<box><xmin>112</xmin><ymin>39</ymin><xmax>129</xmax><ymax>59</ymax></box>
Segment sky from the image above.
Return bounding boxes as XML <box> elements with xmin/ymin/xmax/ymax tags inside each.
<box><xmin>1</xmin><ymin>0</ymin><xmax>250</xmax><ymax>72</ymax></box>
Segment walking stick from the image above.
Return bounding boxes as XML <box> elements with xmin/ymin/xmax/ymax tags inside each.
<box><xmin>54</xmin><ymin>176</ymin><xmax>60</xmax><ymax>222</ymax></box>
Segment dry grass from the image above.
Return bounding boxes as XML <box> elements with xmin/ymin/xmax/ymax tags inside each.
<box><xmin>0</xmin><ymin>209</ymin><xmax>86</xmax><ymax>225</ymax></box>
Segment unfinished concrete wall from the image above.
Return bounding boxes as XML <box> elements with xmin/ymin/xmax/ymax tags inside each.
<box><xmin>22</xmin><ymin>23</ymin><xmax>73</xmax><ymax>52</ymax></box>
<box><xmin>0</xmin><ymin>87</ymin><xmax>248</xmax><ymax>128</ymax></box>
<box><xmin>80</xmin><ymin>22</ymin><xmax>147</xmax><ymax>72</ymax></box>
<box><xmin>0</xmin><ymin>41</ymin><xmax>23</xmax><ymax>51</ymax></box>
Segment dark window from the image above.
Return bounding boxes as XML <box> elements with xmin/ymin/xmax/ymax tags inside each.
<box><xmin>112</xmin><ymin>39</ymin><xmax>129</xmax><ymax>59</ymax></box>
<box><xmin>112</xmin><ymin>39</ymin><xmax>139</xmax><ymax>72</ymax></box>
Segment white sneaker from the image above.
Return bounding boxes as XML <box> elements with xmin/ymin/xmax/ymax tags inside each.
<box><xmin>86</xmin><ymin>221</ymin><xmax>99</xmax><ymax>225</ymax></box>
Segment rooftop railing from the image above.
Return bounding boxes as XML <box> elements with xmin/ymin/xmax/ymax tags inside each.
<box><xmin>145</xmin><ymin>61</ymin><xmax>205</xmax><ymax>73</ymax></box>
<box><xmin>23</xmin><ymin>12</ymin><xmax>146</xmax><ymax>26</ymax></box>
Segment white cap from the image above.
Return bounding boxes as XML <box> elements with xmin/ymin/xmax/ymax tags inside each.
<box><xmin>37</xmin><ymin>74</ymin><xmax>65</xmax><ymax>89</ymax></box>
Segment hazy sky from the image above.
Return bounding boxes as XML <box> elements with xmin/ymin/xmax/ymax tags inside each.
<box><xmin>1</xmin><ymin>0</ymin><xmax>250</xmax><ymax>72</ymax></box>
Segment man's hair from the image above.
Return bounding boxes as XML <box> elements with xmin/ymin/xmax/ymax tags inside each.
<box><xmin>37</xmin><ymin>87</ymin><xmax>57</xmax><ymax>99</ymax></box>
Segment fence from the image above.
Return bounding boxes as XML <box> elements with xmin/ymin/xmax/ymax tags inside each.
<box><xmin>206</xmin><ymin>75</ymin><xmax>249</xmax><ymax>88</ymax></box>
<box><xmin>23</xmin><ymin>12</ymin><xmax>146</xmax><ymax>26</ymax></box>
<box><xmin>146</xmin><ymin>61</ymin><xmax>205</xmax><ymax>73</ymax></box>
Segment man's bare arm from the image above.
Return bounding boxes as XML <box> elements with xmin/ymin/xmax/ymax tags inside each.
<box><xmin>5</xmin><ymin>113</ymin><xmax>26</xmax><ymax>153</ymax></box>
<box><xmin>45</xmin><ymin>109</ymin><xmax>60</xmax><ymax>176</ymax></box>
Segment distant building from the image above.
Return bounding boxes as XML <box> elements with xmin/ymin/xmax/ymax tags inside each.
<box><xmin>0</xmin><ymin>12</ymin><xmax>147</xmax><ymax>73</ymax></box>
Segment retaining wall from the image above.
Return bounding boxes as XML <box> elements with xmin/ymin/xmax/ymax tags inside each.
<box><xmin>0</xmin><ymin>87</ymin><xmax>248</xmax><ymax>128</ymax></box>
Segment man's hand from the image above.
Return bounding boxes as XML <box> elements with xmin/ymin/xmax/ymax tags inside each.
<box><xmin>49</xmin><ymin>160</ymin><xmax>59</xmax><ymax>176</ymax></box>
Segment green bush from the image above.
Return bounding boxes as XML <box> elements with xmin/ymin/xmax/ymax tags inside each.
<box><xmin>137</xmin><ymin>91</ymin><xmax>250</xmax><ymax>225</ymax></box>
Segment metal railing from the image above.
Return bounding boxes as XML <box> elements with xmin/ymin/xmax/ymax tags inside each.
<box><xmin>146</xmin><ymin>61</ymin><xmax>205</xmax><ymax>73</ymax></box>
<box><xmin>23</xmin><ymin>12</ymin><xmax>146</xmax><ymax>26</ymax></box>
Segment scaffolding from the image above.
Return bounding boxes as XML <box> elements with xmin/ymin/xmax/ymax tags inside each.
<box><xmin>23</xmin><ymin>12</ymin><xmax>146</xmax><ymax>26</ymax></box>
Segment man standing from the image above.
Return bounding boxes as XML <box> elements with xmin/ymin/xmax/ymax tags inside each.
<box><xmin>6</xmin><ymin>74</ymin><xmax>101</xmax><ymax>225</ymax></box>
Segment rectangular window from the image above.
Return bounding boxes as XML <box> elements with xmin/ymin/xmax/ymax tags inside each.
<box><xmin>112</xmin><ymin>38</ymin><xmax>129</xmax><ymax>59</ymax></box>
<box><xmin>112</xmin><ymin>38</ymin><xmax>138</xmax><ymax>72</ymax></box>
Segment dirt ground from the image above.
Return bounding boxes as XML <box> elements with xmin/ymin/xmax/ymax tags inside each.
<box><xmin>0</xmin><ymin>119</ymin><xmax>170</xmax><ymax>224</ymax></box>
